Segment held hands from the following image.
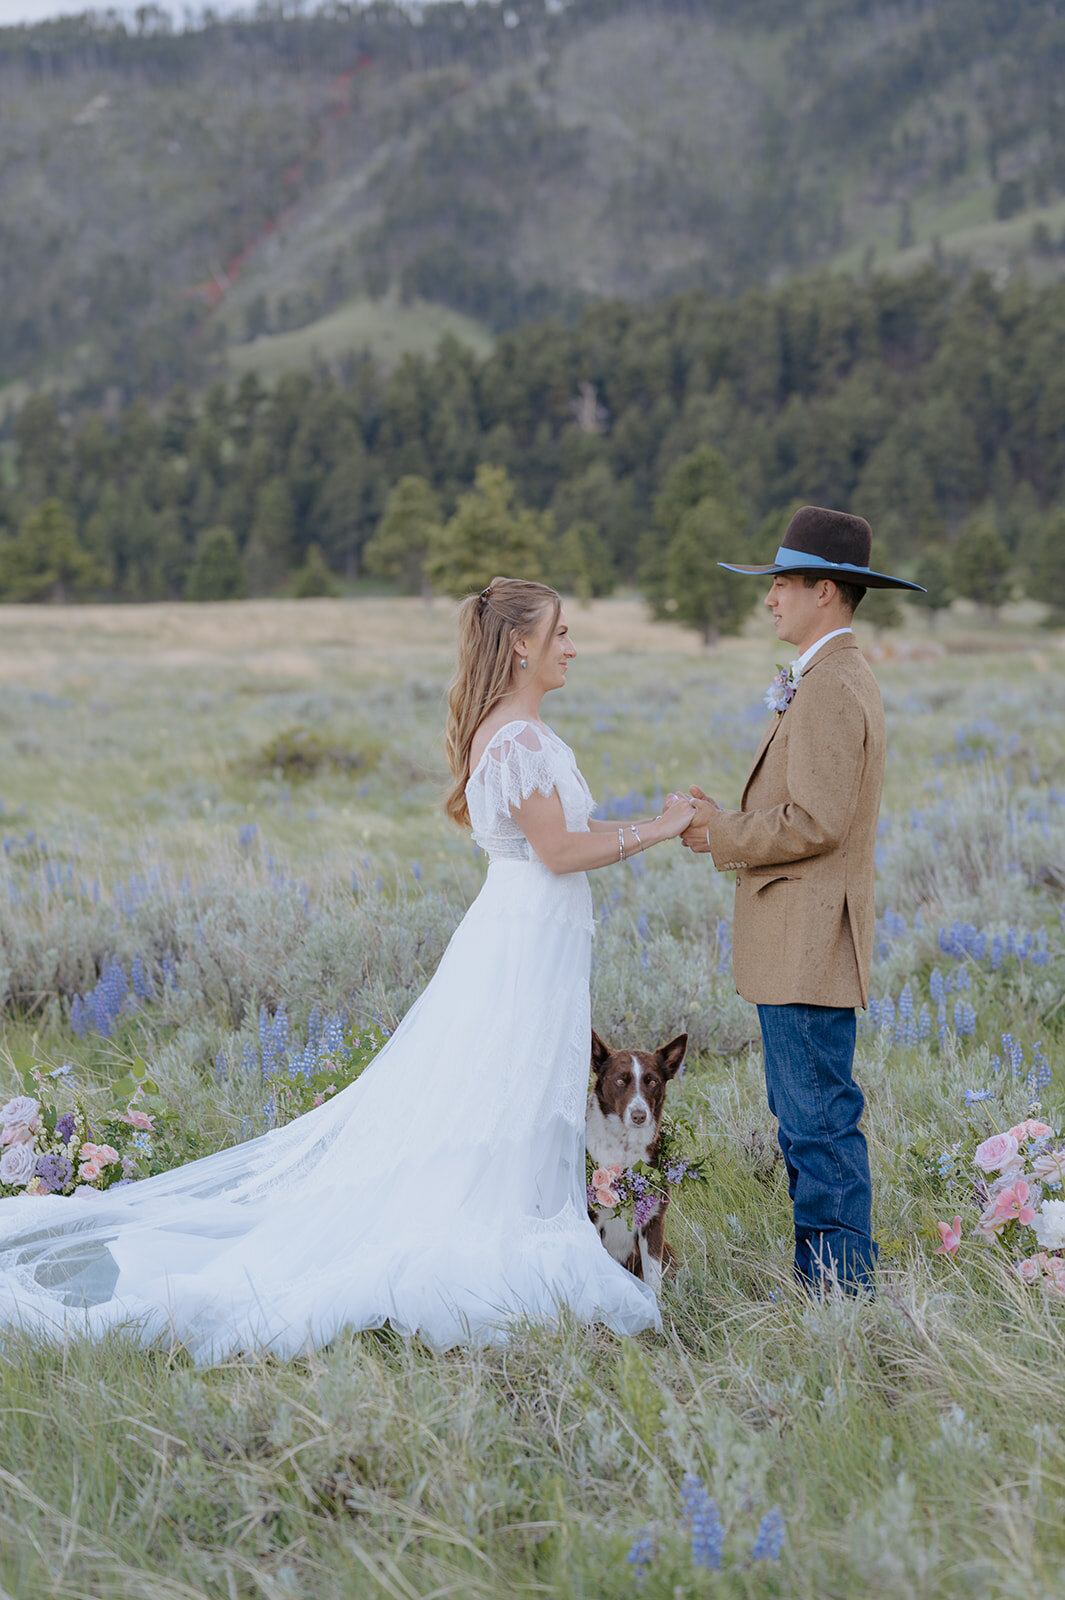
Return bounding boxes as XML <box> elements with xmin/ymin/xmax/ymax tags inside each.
<box><xmin>680</xmin><ymin>785</ymin><xmax>720</xmax><ymax>852</ymax></box>
<box><xmin>656</xmin><ymin>791</ymin><xmax>697</xmax><ymax>840</ymax></box>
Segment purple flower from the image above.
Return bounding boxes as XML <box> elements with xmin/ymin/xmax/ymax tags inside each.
<box><xmin>35</xmin><ymin>1152</ymin><xmax>73</xmax><ymax>1193</ymax></box>
<box><xmin>55</xmin><ymin>1113</ymin><xmax>76</xmax><ymax>1143</ymax></box>
<box><xmin>665</xmin><ymin>1160</ymin><xmax>690</xmax><ymax>1184</ymax></box>
<box><xmin>634</xmin><ymin>1195</ymin><xmax>660</xmax><ymax>1228</ymax></box>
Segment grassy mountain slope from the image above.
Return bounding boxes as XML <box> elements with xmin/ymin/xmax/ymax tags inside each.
<box><xmin>3</xmin><ymin>0</ymin><xmax>1065</xmax><ymax>398</ymax></box>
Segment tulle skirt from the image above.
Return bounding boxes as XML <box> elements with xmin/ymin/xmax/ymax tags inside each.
<box><xmin>0</xmin><ymin>861</ymin><xmax>660</xmax><ymax>1360</ymax></box>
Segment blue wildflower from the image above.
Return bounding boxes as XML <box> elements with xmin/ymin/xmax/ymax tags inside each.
<box><xmin>625</xmin><ymin>1530</ymin><xmax>654</xmax><ymax>1584</ymax></box>
<box><xmin>680</xmin><ymin>1474</ymin><xmax>724</xmax><ymax>1571</ymax></box>
<box><xmin>750</xmin><ymin>1506</ymin><xmax>785</xmax><ymax>1561</ymax></box>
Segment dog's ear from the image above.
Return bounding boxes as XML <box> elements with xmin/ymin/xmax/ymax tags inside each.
<box><xmin>591</xmin><ymin>1030</ymin><xmax>613</xmax><ymax>1073</ymax></box>
<box><xmin>657</xmin><ymin>1033</ymin><xmax>688</xmax><ymax>1080</ymax></box>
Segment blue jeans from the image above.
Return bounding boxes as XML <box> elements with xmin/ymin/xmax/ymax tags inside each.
<box><xmin>757</xmin><ymin>1003</ymin><xmax>877</xmax><ymax>1293</ymax></box>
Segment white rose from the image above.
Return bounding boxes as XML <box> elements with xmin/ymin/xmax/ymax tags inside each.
<box><xmin>1032</xmin><ymin>1199</ymin><xmax>1065</xmax><ymax>1252</ymax></box>
<box><xmin>0</xmin><ymin>1095</ymin><xmax>39</xmax><ymax>1128</ymax></box>
<box><xmin>0</xmin><ymin>1141</ymin><xmax>38</xmax><ymax>1188</ymax></box>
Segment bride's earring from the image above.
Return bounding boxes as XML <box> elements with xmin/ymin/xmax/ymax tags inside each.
<box><xmin>520</xmin><ymin>658</ymin><xmax>528</xmax><ymax>669</ymax></box>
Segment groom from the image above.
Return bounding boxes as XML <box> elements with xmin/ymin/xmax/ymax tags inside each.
<box><xmin>679</xmin><ymin>506</ymin><xmax>923</xmax><ymax>1293</ymax></box>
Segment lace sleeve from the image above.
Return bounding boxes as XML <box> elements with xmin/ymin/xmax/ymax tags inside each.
<box><xmin>479</xmin><ymin>723</ymin><xmax>562</xmax><ymax>822</ymax></box>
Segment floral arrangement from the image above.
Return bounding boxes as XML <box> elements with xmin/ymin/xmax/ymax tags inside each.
<box><xmin>764</xmin><ymin>660</ymin><xmax>802</xmax><ymax>716</ymax></box>
<box><xmin>925</xmin><ymin>1113</ymin><xmax>1065</xmax><ymax>1296</ymax></box>
<box><xmin>0</xmin><ymin>1058</ymin><xmax>164</xmax><ymax>1198</ymax></box>
<box><xmin>586</xmin><ymin>1113</ymin><xmax>706</xmax><ymax>1229</ymax></box>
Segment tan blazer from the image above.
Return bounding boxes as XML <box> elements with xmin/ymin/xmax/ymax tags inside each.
<box><xmin>705</xmin><ymin>633</ymin><xmax>885</xmax><ymax>1008</ymax></box>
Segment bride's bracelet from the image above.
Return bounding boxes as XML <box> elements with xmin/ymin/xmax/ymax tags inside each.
<box><xmin>630</xmin><ymin>823</ymin><xmax>642</xmax><ymax>853</ymax></box>
<box><xmin>618</xmin><ymin>825</ymin><xmax>625</xmax><ymax>862</ymax></box>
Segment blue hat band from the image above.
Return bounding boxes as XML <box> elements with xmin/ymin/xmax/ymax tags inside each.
<box><xmin>772</xmin><ymin>545</ymin><xmax>873</xmax><ymax>576</ymax></box>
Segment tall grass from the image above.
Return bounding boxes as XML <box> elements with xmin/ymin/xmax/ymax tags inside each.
<box><xmin>1</xmin><ymin>598</ymin><xmax>1063</xmax><ymax>1597</ymax></box>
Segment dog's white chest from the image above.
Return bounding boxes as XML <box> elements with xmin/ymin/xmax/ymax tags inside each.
<box><xmin>585</xmin><ymin>1096</ymin><xmax>655</xmax><ymax>1169</ymax></box>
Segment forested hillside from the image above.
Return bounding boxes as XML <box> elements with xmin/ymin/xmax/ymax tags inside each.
<box><xmin>3</xmin><ymin>268</ymin><xmax>1064</xmax><ymax>625</ymax></box>
<box><xmin>4</xmin><ymin>0</ymin><xmax>1065</xmax><ymax>400</ymax></box>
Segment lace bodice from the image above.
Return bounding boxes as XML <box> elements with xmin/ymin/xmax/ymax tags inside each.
<box><xmin>466</xmin><ymin>720</ymin><xmax>595</xmax><ymax>863</ymax></box>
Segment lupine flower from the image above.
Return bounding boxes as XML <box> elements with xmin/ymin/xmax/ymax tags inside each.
<box><xmin>934</xmin><ymin>1216</ymin><xmax>963</xmax><ymax>1256</ymax></box>
<box><xmin>625</xmin><ymin>1530</ymin><xmax>654</xmax><ymax>1584</ymax></box>
<box><xmin>750</xmin><ymin>1506</ymin><xmax>785</xmax><ymax>1561</ymax></box>
<box><xmin>680</xmin><ymin>1474</ymin><xmax>724</xmax><ymax>1571</ymax></box>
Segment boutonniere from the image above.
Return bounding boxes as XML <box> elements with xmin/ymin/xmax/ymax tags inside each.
<box><xmin>764</xmin><ymin>660</ymin><xmax>802</xmax><ymax>716</ymax></box>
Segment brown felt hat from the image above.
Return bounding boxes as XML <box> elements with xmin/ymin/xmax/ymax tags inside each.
<box><xmin>719</xmin><ymin>505</ymin><xmax>925</xmax><ymax>591</ymax></box>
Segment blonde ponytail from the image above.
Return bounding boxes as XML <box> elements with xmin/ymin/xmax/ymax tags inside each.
<box><xmin>444</xmin><ymin>577</ymin><xmax>561</xmax><ymax>826</ymax></box>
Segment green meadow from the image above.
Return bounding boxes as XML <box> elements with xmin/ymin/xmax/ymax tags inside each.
<box><xmin>0</xmin><ymin>594</ymin><xmax>1063</xmax><ymax>1599</ymax></box>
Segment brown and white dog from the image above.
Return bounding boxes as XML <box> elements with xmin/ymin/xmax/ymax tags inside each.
<box><xmin>586</xmin><ymin>1029</ymin><xmax>688</xmax><ymax>1293</ymax></box>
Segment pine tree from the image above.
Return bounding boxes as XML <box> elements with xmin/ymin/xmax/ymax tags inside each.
<box><xmin>553</xmin><ymin>519</ymin><xmax>615</xmax><ymax>605</ymax></box>
<box><xmin>245</xmin><ymin>478</ymin><xmax>294</xmax><ymax>596</ymax></box>
<box><xmin>427</xmin><ymin>465</ymin><xmax>551</xmax><ymax>597</ymax></box>
<box><xmin>363</xmin><ymin>476</ymin><xmax>443</xmax><ymax>596</ymax></box>
<box><xmin>642</xmin><ymin>446</ymin><xmax>751</xmax><ymax>643</ymax></box>
<box><xmin>0</xmin><ymin>500</ymin><xmax>105</xmax><ymax>602</ymax></box>
<box><xmin>660</xmin><ymin>499</ymin><xmax>755</xmax><ymax>646</ymax></box>
<box><xmin>1027</xmin><ymin>509</ymin><xmax>1065</xmax><ymax>627</ymax></box>
<box><xmin>293</xmin><ymin>543</ymin><xmax>340</xmax><ymax>598</ymax></box>
<box><xmin>952</xmin><ymin>510</ymin><xmax>1011</xmax><ymax>619</ymax></box>
<box><xmin>185</xmin><ymin>526</ymin><xmax>247</xmax><ymax>601</ymax></box>
<box><xmin>910</xmin><ymin>548</ymin><xmax>954</xmax><ymax>628</ymax></box>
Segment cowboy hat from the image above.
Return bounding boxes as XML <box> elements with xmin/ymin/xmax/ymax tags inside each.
<box><xmin>719</xmin><ymin>506</ymin><xmax>925</xmax><ymax>591</ymax></box>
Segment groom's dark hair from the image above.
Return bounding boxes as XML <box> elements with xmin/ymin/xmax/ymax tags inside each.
<box><xmin>800</xmin><ymin>573</ymin><xmax>866</xmax><ymax>615</ymax></box>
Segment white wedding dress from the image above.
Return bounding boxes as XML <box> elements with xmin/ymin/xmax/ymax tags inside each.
<box><xmin>0</xmin><ymin>720</ymin><xmax>660</xmax><ymax>1360</ymax></box>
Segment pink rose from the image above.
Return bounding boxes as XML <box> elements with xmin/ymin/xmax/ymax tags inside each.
<box><xmin>591</xmin><ymin>1165</ymin><xmax>622</xmax><ymax>1208</ymax></box>
<box><xmin>0</xmin><ymin>1095</ymin><xmax>39</xmax><ymax>1128</ymax></box>
<box><xmin>1016</xmin><ymin>1255</ymin><xmax>1043</xmax><ymax>1285</ymax></box>
<box><xmin>121</xmin><ymin>1108</ymin><xmax>155</xmax><ymax>1130</ymax></box>
<box><xmin>1007</xmin><ymin>1119</ymin><xmax>1052</xmax><ymax>1144</ymax></box>
<box><xmin>1043</xmin><ymin>1258</ymin><xmax>1065</xmax><ymax>1297</ymax></box>
<box><xmin>975</xmin><ymin>1202</ymin><xmax>1007</xmax><ymax>1242</ymax></box>
<box><xmin>79</xmin><ymin>1142</ymin><xmax>119</xmax><ymax>1166</ymax></box>
<box><xmin>990</xmin><ymin>1180</ymin><xmax>1035</xmax><ymax>1226</ymax></box>
<box><xmin>79</xmin><ymin>1160</ymin><xmax>103</xmax><ymax>1182</ymax></box>
<box><xmin>934</xmin><ymin>1216</ymin><xmax>963</xmax><ymax>1256</ymax></box>
<box><xmin>0</xmin><ymin>1142</ymin><xmax>38</xmax><ymax>1187</ymax></box>
<box><xmin>1032</xmin><ymin>1149</ymin><xmax>1065</xmax><ymax>1183</ymax></box>
<box><xmin>1</xmin><ymin>1122</ymin><xmax>35</xmax><ymax>1147</ymax></box>
<box><xmin>974</xmin><ymin>1132</ymin><xmax>1020</xmax><ymax>1173</ymax></box>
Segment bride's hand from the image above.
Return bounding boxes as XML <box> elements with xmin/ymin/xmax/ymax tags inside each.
<box><xmin>657</xmin><ymin>795</ymin><xmax>696</xmax><ymax>839</ymax></box>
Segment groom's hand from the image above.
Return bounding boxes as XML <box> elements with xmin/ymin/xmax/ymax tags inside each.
<box><xmin>680</xmin><ymin>785</ymin><xmax>720</xmax><ymax>852</ymax></box>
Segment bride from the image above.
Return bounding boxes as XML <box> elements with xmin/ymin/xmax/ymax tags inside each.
<box><xmin>0</xmin><ymin>578</ymin><xmax>694</xmax><ymax>1359</ymax></box>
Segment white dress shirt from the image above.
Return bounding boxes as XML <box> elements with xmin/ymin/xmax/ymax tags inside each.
<box><xmin>795</xmin><ymin>626</ymin><xmax>853</xmax><ymax>672</ymax></box>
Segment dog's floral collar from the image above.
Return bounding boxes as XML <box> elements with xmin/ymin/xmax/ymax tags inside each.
<box><xmin>586</xmin><ymin>1114</ymin><xmax>705</xmax><ymax>1229</ymax></box>
<box><xmin>764</xmin><ymin>660</ymin><xmax>802</xmax><ymax>716</ymax></box>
